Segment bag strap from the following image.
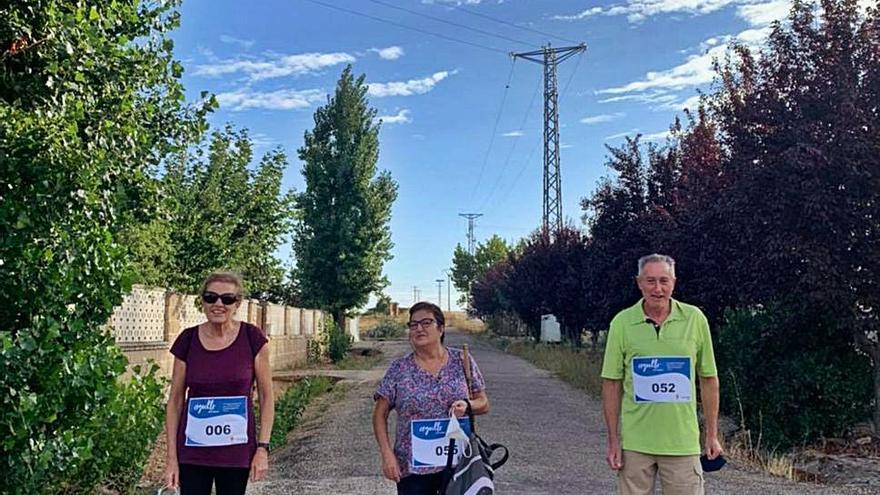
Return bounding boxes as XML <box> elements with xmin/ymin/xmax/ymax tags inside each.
<box><xmin>462</xmin><ymin>344</ymin><xmax>473</xmax><ymax>399</ymax></box>
<box><xmin>477</xmin><ymin>435</ymin><xmax>510</xmax><ymax>470</ymax></box>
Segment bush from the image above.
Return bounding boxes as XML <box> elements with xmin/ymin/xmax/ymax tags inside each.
<box><xmin>716</xmin><ymin>304</ymin><xmax>873</xmax><ymax>449</ymax></box>
<box><xmin>308</xmin><ymin>313</ymin><xmax>353</xmax><ymax>363</ymax></box>
<box><xmin>268</xmin><ymin>376</ymin><xmax>334</xmax><ymax>449</ymax></box>
<box><xmin>363</xmin><ymin>316</ymin><xmax>406</xmax><ymax>339</ymax></box>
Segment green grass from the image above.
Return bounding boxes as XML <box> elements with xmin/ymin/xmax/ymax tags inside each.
<box><xmin>267</xmin><ymin>376</ymin><xmax>334</xmax><ymax>449</ymax></box>
<box><xmin>496</xmin><ymin>338</ymin><xmax>605</xmax><ymax>397</ymax></box>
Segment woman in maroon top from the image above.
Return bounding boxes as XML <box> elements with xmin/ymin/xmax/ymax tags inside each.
<box><xmin>163</xmin><ymin>272</ymin><xmax>275</xmax><ymax>495</ymax></box>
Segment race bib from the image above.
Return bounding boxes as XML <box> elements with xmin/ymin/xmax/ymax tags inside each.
<box><xmin>632</xmin><ymin>356</ymin><xmax>692</xmax><ymax>403</ymax></box>
<box><xmin>410</xmin><ymin>417</ymin><xmax>472</xmax><ymax>468</ymax></box>
<box><xmin>184</xmin><ymin>396</ymin><xmax>248</xmax><ymax>447</ymax></box>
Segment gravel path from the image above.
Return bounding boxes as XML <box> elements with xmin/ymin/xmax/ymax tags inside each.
<box><xmin>248</xmin><ymin>331</ymin><xmax>874</xmax><ymax>494</ymax></box>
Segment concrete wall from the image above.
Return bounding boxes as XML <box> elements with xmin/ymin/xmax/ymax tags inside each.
<box><xmin>111</xmin><ymin>285</ymin><xmax>328</xmax><ymax>380</ymax></box>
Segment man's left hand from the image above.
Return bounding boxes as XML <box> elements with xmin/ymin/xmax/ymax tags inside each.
<box><xmin>704</xmin><ymin>434</ymin><xmax>724</xmax><ymax>460</ymax></box>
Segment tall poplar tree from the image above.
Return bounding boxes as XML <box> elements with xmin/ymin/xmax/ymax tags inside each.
<box><xmin>293</xmin><ymin>66</ymin><xmax>398</xmax><ymax>328</ymax></box>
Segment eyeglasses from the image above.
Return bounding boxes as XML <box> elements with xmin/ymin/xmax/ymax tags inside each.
<box><xmin>407</xmin><ymin>318</ymin><xmax>436</xmax><ymax>330</ymax></box>
<box><xmin>202</xmin><ymin>292</ymin><xmax>241</xmax><ymax>305</ymax></box>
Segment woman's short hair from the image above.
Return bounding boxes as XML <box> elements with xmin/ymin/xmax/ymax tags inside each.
<box><xmin>409</xmin><ymin>301</ymin><xmax>445</xmax><ymax>326</ymax></box>
<box><xmin>409</xmin><ymin>301</ymin><xmax>446</xmax><ymax>343</ymax></box>
<box><xmin>200</xmin><ymin>271</ymin><xmax>243</xmax><ymax>296</ymax></box>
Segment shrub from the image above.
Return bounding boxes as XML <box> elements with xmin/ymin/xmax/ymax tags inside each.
<box><xmin>716</xmin><ymin>304</ymin><xmax>873</xmax><ymax>449</ymax></box>
<box><xmin>364</xmin><ymin>316</ymin><xmax>406</xmax><ymax>339</ymax></box>
<box><xmin>308</xmin><ymin>313</ymin><xmax>353</xmax><ymax>363</ymax></box>
<box><xmin>268</xmin><ymin>376</ymin><xmax>334</xmax><ymax>449</ymax></box>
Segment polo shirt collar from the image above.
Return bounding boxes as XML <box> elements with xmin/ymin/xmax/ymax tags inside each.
<box><xmin>628</xmin><ymin>298</ymin><xmax>684</xmax><ymax>325</ymax></box>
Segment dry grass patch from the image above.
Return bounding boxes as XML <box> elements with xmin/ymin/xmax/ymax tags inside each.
<box><xmin>500</xmin><ymin>339</ymin><xmax>604</xmax><ymax>397</ymax></box>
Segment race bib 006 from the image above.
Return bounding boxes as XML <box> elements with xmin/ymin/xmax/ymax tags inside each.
<box><xmin>184</xmin><ymin>396</ymin><xmax>248</xmax><ymax>447</ymax></box>
<box><xmin>410</xmin><ymin>417</ymin><xmax>472</xmax><ymax>468</ymax></box>
<box><xmin>632</xmin><ymin>356</ymin><xmax>692</xmax><ymax>403</ymax></box>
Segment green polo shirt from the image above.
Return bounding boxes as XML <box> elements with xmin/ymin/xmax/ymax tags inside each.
<box><xmin>601</xmin><ymin>298</ymin><xmax>717</xmax><ymax>455</ymax></box>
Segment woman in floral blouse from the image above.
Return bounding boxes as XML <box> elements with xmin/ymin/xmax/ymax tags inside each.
<box><xmin>372</xmin><ymin>301</ymin><xmax>490</xmax><ymax>495</ymax></box>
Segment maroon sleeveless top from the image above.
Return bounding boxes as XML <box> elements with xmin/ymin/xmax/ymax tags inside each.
<box><xmin>170</xmin><ymin>322</ymin><xmax>267</xmax><ymax>468</ymax></box>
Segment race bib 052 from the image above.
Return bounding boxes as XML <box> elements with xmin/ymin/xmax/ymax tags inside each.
<box><xmin>632</xmin><ymin>356</ymin><xmax>692</xmax><ymax>403</ymax></box>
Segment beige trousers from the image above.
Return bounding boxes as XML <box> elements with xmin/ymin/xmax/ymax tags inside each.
<box><xmin>618</xmin><ymin>450</ymin><xmax>704</xmax><ymax>495</ymax></box>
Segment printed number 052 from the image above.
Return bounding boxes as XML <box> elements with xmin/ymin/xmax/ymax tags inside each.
<box><xmin>205</xmin><ymin>424</ymin><xmax>232</xmax><ymax>435</ymax></box>
<box><xmin>652</xmin><ymin>383</ymin><xmax>675</xmax><ymax>393</ymax></box>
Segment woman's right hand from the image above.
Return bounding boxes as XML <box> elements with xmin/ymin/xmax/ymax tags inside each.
<box><xmin>163</xmin><ymin>460</ymin><xmax>179</xmax><ymax>490</ymax></box>
<box><xmin>381</xmin><ymin>450</ymin><xmax>401</xmax><ymax>482</ymax></box>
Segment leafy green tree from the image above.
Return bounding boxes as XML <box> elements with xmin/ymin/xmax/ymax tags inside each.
<box><xmin>292</xmin><ymin>65</ymin><xmax>398</xmax><ymax>330</ymax></box>
<box><xmin>0</xmin><ymin>0</ymin><xmax>209</xmax><ymax>491</ymax></box>
<box><xmin>451</xmin><ymin>235</ymin><xmax>510</xmax><ymax>306</ymax></box>
<box><xmin>133</xmin><ymin>124</ymin><xmax>295</xmax><ymax>299</ymax></box>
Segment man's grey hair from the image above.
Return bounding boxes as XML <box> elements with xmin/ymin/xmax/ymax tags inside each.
<box><xmin>637</xmin><ymin>254</ymin><xmax>676</xmax><ymax>278</ymax></box>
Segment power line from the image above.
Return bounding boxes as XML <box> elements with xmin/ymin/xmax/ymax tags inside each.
<box><xmin>448</xmin><ymin>4</ymin><xmax>580</xmax><ymax>45</ymax></box>
<box><xmin>302</xmin><ymin>0</ymin><xmax>508</xmax><ymax>55</ymax></box>
<box><xmin>470</xmin><ymin>59</ymin><xmax>516</xmax><ymax>204</ymax></box>
<box><xmin>478</xmin><ymin>73</ymin><xmax>542</xmax><ymax>211</ymax></box>
<box><xmin>364</xmin><ymin>0</ymin><xmax>534</xmax><ymax>47</ymax></box>
<box><xmin>487</xmin><ymin>53</ymin><xmax>584</xmax><ymax>217</ymax></box>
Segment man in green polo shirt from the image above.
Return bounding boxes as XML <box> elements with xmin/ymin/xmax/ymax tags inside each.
<box><xmin>601</xmin><ymin>254</ymin><xmax>722</xmax><ymax>495</ymax></box>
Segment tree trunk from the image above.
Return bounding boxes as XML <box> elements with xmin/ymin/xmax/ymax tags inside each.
<box><xmin>334</xmin><ymin>309</ymin><xmax>346</xmax><ymax>335</ymax></box>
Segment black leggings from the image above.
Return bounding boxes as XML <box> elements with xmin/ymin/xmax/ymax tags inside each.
<box><xmin>179</xmin><ymin>463</ymin><xmax>249</xmax><ymax>495</ymax></box>
<box><xmin>397</xmin><ymin>472</ymin><xmax>446</xmax><ymax>495</ymax></box>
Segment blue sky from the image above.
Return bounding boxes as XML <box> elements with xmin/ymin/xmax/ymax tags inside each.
<box><xmin>169</xmin><ymin>0</ymin><xmax>816</xmax><ymax>309</ymax></box>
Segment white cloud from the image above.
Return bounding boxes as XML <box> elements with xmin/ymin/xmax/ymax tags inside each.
<box><xmin>194</xmin><ymin>51</ymin><xmax>355</xmax><ymax>81</ymax></box>
<box><xmin>599</xmin><ymin>91</ymin><xmax>680</xmax><ymax>105</ymax></box>
<box><xmin>580</xmin><ymin>112</ymin><xmax>624</xmax><ymax>124</ymax></box>
<box><xmin>502</xmin><ymin>130</ymin><xmax>524</xmax><ymax>137</ymax></box>
<box><xmin>378</xmin><ymin>109</ymin><xmax>412</xmax><ymax>124</ymax></box>
<box><xmin>560</xmin><ymin>143</ymin><xmax>575</xmax><ymax>149</ymax></box>
<box><xmin>600</xmin><ymin>44</ymin><xmax>727</xmax><ymax>94</ymax></box>
<box><xmin>642</xmin><ymin>129</ymin><xmax>673</xmax><ymax>141</ymax></box>
<box><xmin>371</xmin><ymin>46</ymin><xmax>405</xmax><ymax>60</ymax></box>
<box><xmin>216</xmin><ymin>88</ymin><xmax>326</xmax><ymax>111</ymax></box>
<box><xmin>737</xmin><ymin>0</ymin><xmax>790</xmax><ymax>26</ymax></box>
<box><xmin>219</xmin><ymin>34</ymin><xmax>255</xmax><ymax>49</ymax></box>
<box><xmin>554</xmin><ymin>0</ymin><xmax>751</xmax><ymax>23</ymax></box>
<box><xmin>597</xmin><ymin>26</ymin><xmax>769</xmax><ymax>111</ymax></box>
<box><xmin>606</xmin><ymin>129</ymin><xmax>639</xmax><ymax>140</ymax></box>
<box><xmin>367</xmin><ymin>71</ymin><xmax>455</xmax><ymax>97</ymax></box>
<box><xmin>658</xmin><ymin>94</ymin><xmax>703</xmax><ymax>111</ymax></box>
<box><xmin>422</xmin><ymin>0</ymin><xmax>483</xmax><ymax>4</ymax></box>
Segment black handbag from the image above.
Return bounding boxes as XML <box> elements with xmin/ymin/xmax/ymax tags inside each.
<box><xmin>442</xmin><ymin>345</ymin><xmax>509</xmax><ymax>494</ymax></box>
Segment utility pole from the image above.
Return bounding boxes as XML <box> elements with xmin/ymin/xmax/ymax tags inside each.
<box><xmin>458</xmin><ymin>213</ymin><xmax>483</xmax><ymax>255</ymax></box>
<box><xmin>412</xmin><ymin>286</ymin><xmax>419</xmax><ymax>305</ymax></box>
<box><xmin>435</xmin><ymin>279</ymin><xmax>444</xmax><ymax>309</ymax></box>
<box><xmin>442</xmin><ymin>268</ymin><xmax>452</xmax><ymax>312</ymax></box>
<box><xmin>512</xmin><ymin>43</ymin><xmax>586</xmax><ymax>234</ymax></box>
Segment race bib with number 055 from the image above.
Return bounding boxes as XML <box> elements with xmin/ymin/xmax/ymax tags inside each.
<box><xmin>410</xmin><ymin>417</ymin><xmax>472</xmax><ymax>468</ymax></box>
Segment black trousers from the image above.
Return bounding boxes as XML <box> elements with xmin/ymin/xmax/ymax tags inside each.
<box><xmin>179</xmin><ymin>463</ymin><xmax>249</xmax><ymax>495</ymax></box>
<box><xmin>397</xmin><ymin>471</ymin><xmax>446</xmax><ymax>495</ymax></box>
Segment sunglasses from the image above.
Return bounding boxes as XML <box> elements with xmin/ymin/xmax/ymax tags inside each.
<box><xmin>201</xmin><ymin>291</ymin><xmax>241</xmax><ymax>305</ymax></box>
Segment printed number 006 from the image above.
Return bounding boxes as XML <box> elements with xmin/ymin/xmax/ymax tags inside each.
<box><xmin>205</xmin><ymin>424</ymin><xmax>232</xmax><ymax>435</ymax></box>
<box><xmin>652</xmin><ymin>383</ymin><xmax>675</xmax><ymax>393</ymax></box>
<box><xmin>435</xmin><ymin>445</ymin><xmax>459</xmax><ymax>456</ymax></box>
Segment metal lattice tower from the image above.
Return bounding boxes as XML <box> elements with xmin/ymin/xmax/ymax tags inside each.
<box><xmin>512</xmin><ymin>43</ymin><xmax>586</xmax><ymax>233</ymax></box>
<box><xmin>458</xmin><ymin>213</ymin><xmax>483</xmax><ymax>255</ymax></box>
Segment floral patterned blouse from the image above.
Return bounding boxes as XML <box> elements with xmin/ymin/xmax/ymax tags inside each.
<box><xmin>375</xmin><ymin>347</ymin><xmax>486</xmax><ymax>478</ymax></box>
